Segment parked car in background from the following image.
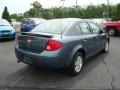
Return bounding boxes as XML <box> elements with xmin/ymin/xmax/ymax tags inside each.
<box><xmin>0</xmin><ymin>19</ymin><xmax>15</xmax><ymax>40</ymax></box>
<box><xmin>15</xmin><ymin>18</ymin><xmax>110</xmax><ymax>75</ymax></box>
<box><xmin>104</xmin><ymin>21</ymin><xmax>120</xmax><ymax>36</ymax></box>
<box><xmin>20</xmin><ymin>18</ymin><xmax>45</xmax><ymax>32</ymax></box>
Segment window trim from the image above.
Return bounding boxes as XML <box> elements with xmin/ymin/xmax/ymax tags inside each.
<box><xmin>78</xmin><ymin>22</ymin><xmax>92</xmax><ymax>35</ymax></box>
<box><xmin>74</xmin><ymin>23</ymin><xmax>82</xmax><ymax>35</ymax></box>
<box><xmin>88</xmin><ymin>22</ymin><xmax>101</xmax><ymax>34</ymax></box>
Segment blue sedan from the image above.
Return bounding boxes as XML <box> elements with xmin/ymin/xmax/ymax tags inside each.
<box><xmin>0</xmin><ymin>19</ymin><xmax>15</xmax><ymax>40</ymax></box>
<box><xmin>20</xmin><ymin>18</ymin><xmax>45</xmax><ymax>32</ymax></box>
<box><xmin>15</xmin><ymin>18</ymin><xmax>110</xmax><ymax>75</ymax></box>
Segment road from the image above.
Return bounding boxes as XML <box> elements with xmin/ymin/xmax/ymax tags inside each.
<box><xmin>0</xmin><ymin>36</ymin><xmax>120</xmax><ymax>90</ymax></box>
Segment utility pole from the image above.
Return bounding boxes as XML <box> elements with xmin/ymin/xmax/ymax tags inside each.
<box><xmin>76</xmin><ymin>0</ymin><xmax>77</xmax><ymax>7</ymax></box>
<box><xmin>76</xmin><ymin>0</ymin><xmax>78</xmax><ymax>18</ymax></box>
<box><xmin>107</xmin><ymin>0</ymin><xmax>109</xmax><ymax>21</ymax></box>
<box><xmin>61</xmin><ymin>0</ymin><xmax>65</xmax><ymax>7</ymax></box>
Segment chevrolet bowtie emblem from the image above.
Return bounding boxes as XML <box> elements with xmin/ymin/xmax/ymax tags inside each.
<box><xmin>27</xmin><ymin>39</ymin><xmax>32</xmax><ymax>43</ymax></box>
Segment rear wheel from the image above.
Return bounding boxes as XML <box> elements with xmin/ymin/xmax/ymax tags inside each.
<box><xmin>108</xmin><ymin>28</ymin><xmax>117</xmax><ymax>36</ymax></box>
<box><xmin>68</xmin><ymin>52</ymin><xmax>83</xmax><ymax>76</ymax></box>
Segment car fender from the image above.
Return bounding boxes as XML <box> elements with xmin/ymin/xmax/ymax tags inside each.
<box><xmin>67</xmin><ymin>44</ymin><xmax>86</xmax><ymax>67</ymax></box>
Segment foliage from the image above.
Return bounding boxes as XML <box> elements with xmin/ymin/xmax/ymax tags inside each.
<box><xmin>24</xmin><ymin>1</ymin><xmax>43</xmax><ymax>18</ymax></box>
<box><xmin>112</xmin><ymin>4</ymin><xmax>120</xmax><ymax>21</ymax></box>
<box><xmin>2</xmin><ymin>6</ymin><xmax>11</xmax><ymax>22</ymax></box>
<box><xmin>10</xmin><ymin>1</ymin><xmax>120</xmax><ymax>21</ymax></box>
<box><xmin>10</xmin><ymin>13</ymin><xmax>24</xmax><ymax>22</ymax></box>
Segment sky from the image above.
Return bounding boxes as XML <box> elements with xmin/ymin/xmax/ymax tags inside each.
<box><xmin>0</xmin><ymin>0</ymin><xmax>120</xmax><ymax>18</ymax></box>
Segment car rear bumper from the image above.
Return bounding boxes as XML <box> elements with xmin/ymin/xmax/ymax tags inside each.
<box><xmin>0</xmin><ymin>32</ymin><xmax>15</xmax><ymax>39</ymax></box>
<box><xmin>15</xmin><ymin>46</ymin><xmax>71</xmax><ymax>69</ymax></box>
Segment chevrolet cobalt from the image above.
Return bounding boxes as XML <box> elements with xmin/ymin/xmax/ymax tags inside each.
<box><xmin>15</xmin><ymin>18</ymin><xmax>110</xmax><ymax>75</ymax></box>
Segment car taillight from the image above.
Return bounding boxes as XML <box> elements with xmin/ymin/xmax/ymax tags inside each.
<box><xmin>45</xmin><ymin>40</ymin><xmax>63</xmax><ymax>51</ymax></box>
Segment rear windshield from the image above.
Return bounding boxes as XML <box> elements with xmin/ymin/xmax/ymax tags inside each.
<box><xmin>31</xmin><ymin>20</ymin><xmax>72</xmax><ymax>34</ymax></box>
<box><xmin>0</xmin><ymin>19</ymin><xmax>10</xmax><ymax>26</ymax></box>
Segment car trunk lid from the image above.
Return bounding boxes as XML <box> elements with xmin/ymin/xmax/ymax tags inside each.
<box><xmin>17</xmin><ymin>32</ymin><xmax>53</xmax><ymax>53</ymax></box>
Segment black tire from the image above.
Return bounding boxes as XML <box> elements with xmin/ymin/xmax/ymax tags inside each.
<box><xmin>108</xmin><ymin>28</ymin><xmax>117</xmax><ymax>36</ymax></box>
<box><xmin>68</xmin><ymin>52</ymin><xmax>84</xmax><ymax>76</ymax></box>
<box><xmin>102</xmin><ymin>41</ymin><xmax>109</xmax><ymax>53</ymax></box>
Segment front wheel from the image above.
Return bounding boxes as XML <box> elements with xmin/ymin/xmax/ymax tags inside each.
<box><xmin>68</xmin><ymin>52</ymin><xmax>84</xmax><ymax>76</ymax></box>
<box><xmin>108</xmin><ymin>28</ymin><xmax>117</xmax><ymax>36</ymax></box>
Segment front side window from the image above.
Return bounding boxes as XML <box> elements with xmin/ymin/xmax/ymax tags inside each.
<box><xmin>79</xmin><ymin>23</ymin><xmax>91</xmax><ymax>35</ymax></box>
<box><xmin>89</xmin><ymin>23</ymin><xmax>100</xmax><ymax>34</ymax></box>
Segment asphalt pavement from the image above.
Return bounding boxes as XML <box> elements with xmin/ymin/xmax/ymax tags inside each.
<box><xmin>0</xmin><ymin>36</ymin><xmax>120</xmax><ymax>90</ymax></box>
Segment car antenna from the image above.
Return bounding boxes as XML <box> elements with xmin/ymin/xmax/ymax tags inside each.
<box><xmin>60</xmin><ymin>18</ymin><xmax>62</xmax><ymax>38</ymax></box>
<box><xmin>76</xmin><ymin>0</ymin><xmax>78</xmax><ymax>18</ymax></box>
<box><xmin>60</xmin><ymin>0</ymin><xmax>65</xmax><ymax>38</ymax></box>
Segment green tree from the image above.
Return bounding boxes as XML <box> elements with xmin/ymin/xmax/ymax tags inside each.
<box><xmin>19</xmin><ymin>3</ymin><xmax>120</xmax><ymax>21</ymax></box>
<box><xmin>112</xmin><ymin>3</ymin><xmax>120</xmax><ymax>21</ymax></box>
<box><xmin>31</xmin><ymin>1</ymin><xmax>43</xmax><ymax>17</ymax></box>
<box><xmin>42</xmin><ymin>9</ymin><xmax>50</xmax><ymax>19</ymax></box>
<box><xmin>24</xmin><ymin>1</ymin><xmax>43</xmax><ymax>18</ymax></box>
<box><xmin>11</xmin><ymin>13</ymin><xmax>24</xmax><ymax>22</ymax></box>
<box><xmin>2</xmin><ymin>6</ymin><xmax>11</xmax><ymax>22</ymax></box>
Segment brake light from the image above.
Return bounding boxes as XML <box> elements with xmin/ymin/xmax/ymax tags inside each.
<box><xmin>27</xmin><ymin>36</ymin><xmax>33</xmax><ymax>40</ymax></box>
<box><xmin>45</xmin><ymin>40</ymin><xmax>63</xmax><ymax>51</ymax></box>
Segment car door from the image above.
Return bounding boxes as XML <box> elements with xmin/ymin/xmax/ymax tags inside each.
<box><xmin>89</xmin><ymin>22</ymin><xmax>106</xmax><ymax>53</ymax></box>
<box><xmin>78</xmin><ymin>22</ymin><xmax>97</xmax><ymax>58</ymax></box>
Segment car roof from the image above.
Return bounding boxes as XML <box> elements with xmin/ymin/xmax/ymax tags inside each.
<box><xmin>46</xmin><ymin>18</ymin><xmax>82</xmax><ymax>23</ymax></box>
<box><xmin>27</xmin><ymin>18</ymin><xmax>45</xmax><ymax>20</ymax></box>
<box><xmin>43</xmin><ymin>18</ymin><xmax>98</xmax><ymax>25</ymax></box>
<box><xmin>83</xmin><ymin>19</ymin><xmax>107</xmax><ymax>23</ymax></box>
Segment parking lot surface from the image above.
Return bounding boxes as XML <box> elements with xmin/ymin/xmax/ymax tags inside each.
<box><xmin>0</xmin><ymin>36</ymin><xmax>120</xmax><ymax>90</ymax></box>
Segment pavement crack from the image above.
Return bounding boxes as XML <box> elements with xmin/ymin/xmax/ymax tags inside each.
<box><xmin>101</xmin><ymin>54</ymin><xmax>115</xmax><ymax>90</ymax></box>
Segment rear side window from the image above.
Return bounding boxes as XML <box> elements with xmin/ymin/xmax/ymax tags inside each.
<box><xmin>74</xmin><ymin>23</ymin><xmax>82</xmax><ymax>35</ymax></box>
<box><xmin>79</xmin><ymin>23</ymin><xmax>91</xmax><ymax>35</ymax></box>
<box><xmin>89</xmin><ymin>23</ymin><xmax>100</xmax><ymax>34</ymax></box>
